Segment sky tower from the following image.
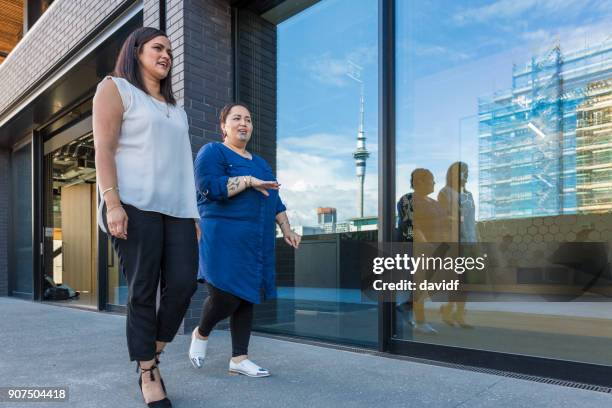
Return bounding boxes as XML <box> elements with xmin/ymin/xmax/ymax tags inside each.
<box><xmin>348</xmin><ymin>60</ymin><xmax>370</xmax><ymax>218</ymax></box>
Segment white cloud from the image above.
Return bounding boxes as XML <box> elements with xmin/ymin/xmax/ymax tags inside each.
<box><xmin>307</xmin><ymin>53</ymin><xmax>352</xmax><ymax>86</ymax></box>
<box><xmin>277</xmin><ymin>146</ymin><xmax>378</xmax><ymax>228</ymax></box>
<box><xmin>280</xmin><ymin>132</ymin><xmax>379</xmax><ymax>158</ymax></box>
<box><xmin>520</xmin><ymin>29</ymin><xmax>550</xmax><ymax>44</ymax></box>
<box><xmin>305</xmin><ymin>45</ymin><xmax>377</xmax><ymax>87</ymax></box>
<box><xmin>413</xmin><ymin>44</ymin><xmax>471</xmax><ymax>62</ymax></box>
<box><xmin>518</xmin><ymin>20</ymin><xmax>612</xmax><ymax>56</ymax></box>
<box><xmin>453</xmin><ymin>0</ymin><xmax>589</xmax><ymax>25</ymax></box>
<box><xmin>280</xmin><ymin>133</ymin><xmax>356</xmax><ymax>157</ymax></box>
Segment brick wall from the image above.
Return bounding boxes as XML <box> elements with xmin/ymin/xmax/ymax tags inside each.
<box><xmin>0</xmin><ymin>0</ymin><xmax>131</xmax><ymax>118</ymax></box>
<box><xmin>143</xmin><ymin>0</ymin><xmax>161</xmax><ymax>29</ymax></box>
<box><xmin>236</xmin><ymin>8</ymin><xmax>277</xmax><ymax>172</ymax></box>
<box><xmin>0</xmin><ymin>149</ymin><xmax>9</xmax><ymax>296</ymax></box>
<box><xmin>177</xmin><ymin>0</ymin><xmax>234</xmax><ymax>333</ymax></box>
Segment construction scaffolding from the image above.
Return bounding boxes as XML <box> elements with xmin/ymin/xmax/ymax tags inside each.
<box><xmin>478</xmin><ymin>39</ymin><xmax>612</xmax><ymax>220</ymax></box>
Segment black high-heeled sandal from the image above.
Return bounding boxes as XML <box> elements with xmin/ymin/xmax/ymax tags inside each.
<box><xmin>137</xmin><ymin>363</ymin><xmax>172</xmax><ymax>408</ymax></box>
<box><xmin>154</xmin><ymin>351</ymin><xmax>166</xmax><ymax>393</ymax></box>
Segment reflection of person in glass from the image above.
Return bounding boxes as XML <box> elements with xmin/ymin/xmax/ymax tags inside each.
<box><xmin>189</xmin><ymin>103</ymin><xmax>301</xmax><ymax>377</ymax></box>
<box><xmin>438</xmin><ymin>161</ymin><xmax>475</xmax><ymax>328</ymax></box>
<box><xmin>397</xmin><ymin>168</ymin><xmax>448</xmax><ymax>334</ymax></box>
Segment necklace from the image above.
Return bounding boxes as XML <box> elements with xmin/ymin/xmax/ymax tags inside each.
<box><xmin>150</xmin><ymin>96</ymin><xmax>170</xmax><ymax>118</ymax></box>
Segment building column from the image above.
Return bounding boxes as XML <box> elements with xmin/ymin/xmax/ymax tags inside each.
<box><xmin>0</xmin><ymin>148</ymin><xmax>9</xmax><ymax>296</ymax></box>
<box><xmin>166</xmin><ymin>0</ymin><xmax>233</xmax><ymax>333</ymax></box>
<box><xmin>143</xmin><ymin>0</ymin><xmax>163</xmax><ymax>30</ymax></box>
<box><xmin>235</xmin><ymin>8</ymin><xmax>278</xmax><ymax>171</ymax></box>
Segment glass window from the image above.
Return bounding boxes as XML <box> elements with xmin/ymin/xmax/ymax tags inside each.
<box><xmin>107</xmin><ymin>239</ymin><xmax>125</xmax><ymax>307</ymax></box>
<box><xmin>247</xmin><ymin>0</ymin><xmax>379</xmax><ymax>347</ymax></box>
<box><xmin>395</xmin><ymin>0</ymin><xmax>612</xmax><ymax>365</ymax></box>
<box><xmin>11</xmin><ymin>143</ymin><xmax>33</xmax><ymax>296</ymax></box>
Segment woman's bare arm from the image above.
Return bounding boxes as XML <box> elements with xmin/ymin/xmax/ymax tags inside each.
<box><xmin>227</xmin><ymin>176</ymin><xmax>279</xmax><ymax>198</ymax></box>
<box><xmin>93</xmin><ymin>79</ymin><xmax>128</xmax><ymax>238</ymax></box>
<box><xmin>276</xmin><ymin>211</ymin><xmax>300</xmax><ymax>248</ymax></box>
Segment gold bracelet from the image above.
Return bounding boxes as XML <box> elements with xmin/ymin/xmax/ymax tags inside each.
<box><xmin>106</xmin><ymin>204</ymin><xmax>123</xmax><ymax>214</ymax></box>
<box><xmin>101</xmin><ymin>186</ymin><xmax>119</xmax><ymax>197</ymax></box>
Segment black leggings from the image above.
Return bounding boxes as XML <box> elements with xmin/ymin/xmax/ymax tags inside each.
<box><xmin>198</xmin><ymin>283</ymin><xmax>253</xmax><ymax>357</ymax></box>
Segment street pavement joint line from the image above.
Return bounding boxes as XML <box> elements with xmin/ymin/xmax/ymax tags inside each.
<box><xmin>452</xmin><ymin>377</ymin><xmax>505</xmax><ymax>408</ymax></box>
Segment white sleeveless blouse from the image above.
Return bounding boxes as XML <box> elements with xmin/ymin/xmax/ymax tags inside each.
<box><xmin>96</xmin><ymin>76</ymin><xmax>199</xmax><ymax>232</ymax></box>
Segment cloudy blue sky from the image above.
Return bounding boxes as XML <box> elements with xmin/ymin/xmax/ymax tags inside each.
<box><xmin>276</xmin><ymin>0</ymin><xmax>612</xmax><ymax>228</ymax></box>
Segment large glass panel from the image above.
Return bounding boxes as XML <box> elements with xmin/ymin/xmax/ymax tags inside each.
<box><xmin>249</xmin><ymin>0</ymin><xmax>379</xmax><ymax>347</ymax></box>
<box><xmin>107</xmin><ymin>238</ymin><xmax>125</xmax><ymax>307</ymax></box>
<box><xmin>11</xmin><ymin>143</ymin><xmax>33</xmax><ymax>296</ymax></box>
<box><xmin>395</xmin><ymin>1</ymin><xmax>612</xmax><ymax>364</ymax></box>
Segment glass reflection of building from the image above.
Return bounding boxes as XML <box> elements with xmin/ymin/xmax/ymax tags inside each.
<box><xmin>478</xmin><ymin>40</ymin><xmax>612</xmax><ymax>220</ymax></box>
<box><xmin>287</xmin><ymin>207</ymin><xmax>377</xmax><ymax>236</ymax></box>
<box><xmin>317</xmin><ymin>207</ymin><xmax>337</xmax><ymax>233</ymax></box>
<box><xmin>576</xmin><ymin>79</ymin><xmax>612</xmax><ymax>213</ymax></box>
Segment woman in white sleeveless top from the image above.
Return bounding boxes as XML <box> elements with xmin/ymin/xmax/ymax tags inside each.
<box><xmin>93</xmin><ymin>27</ymin><xmax>199</xmax><ymax>408</ymax></box>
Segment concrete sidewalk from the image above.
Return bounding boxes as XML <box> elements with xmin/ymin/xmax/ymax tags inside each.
<box><xmin>1</xmin><ymin>298</ymin><xmax>611</xmax><ymax>408</ymax></box>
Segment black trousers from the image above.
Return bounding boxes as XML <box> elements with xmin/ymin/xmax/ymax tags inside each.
<box><xmin>104</xmin><ymin>204</ymin><xmax>198</xmax><ymax>361</ymax></box>
<box><xmin>198</xmin><ymin>283</ymin><xmax>253</xmax><ymax>357</ymax></box>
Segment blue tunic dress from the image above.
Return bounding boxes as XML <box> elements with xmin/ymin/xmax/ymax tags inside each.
<box><xmin>194</xmin><ymin>142</ymin><xmax>286</xmax><ymax>304</ymax></box>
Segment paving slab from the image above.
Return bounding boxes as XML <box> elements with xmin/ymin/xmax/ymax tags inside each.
<box><xmin>1</xmin><ymin>298</ymin><xmax>611</xmax><ymax>408</ymax></box>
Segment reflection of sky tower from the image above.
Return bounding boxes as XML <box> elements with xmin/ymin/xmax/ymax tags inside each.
<box><xmin>348</xmin><ymin>60</ymin><xmax>370</xmax><ymax>217</ymax></box>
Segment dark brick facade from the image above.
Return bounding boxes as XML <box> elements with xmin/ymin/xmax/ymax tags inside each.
<box><xmin>236</xmin><ymin>8</ymin><xmax>277</xmax><ymax>172</ymax></box>
<box><xmin>0</xmin><ymin>149</ymin><xmax>9</xmax><ymax>296</ymax></box>
<box><xmin>177</xmin><ymin>0</ymin><xmax>235</xmax><ymax>334</ymax></box>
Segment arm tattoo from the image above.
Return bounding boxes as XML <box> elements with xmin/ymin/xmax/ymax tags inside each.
<box><xmin>227</xmin><ymin>177</ymin><xmax>241</xmax><ymax>193</ymax></box>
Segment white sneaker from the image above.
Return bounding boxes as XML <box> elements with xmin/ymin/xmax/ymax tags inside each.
<box><xmin>412</xmin><ymin>322</ymin><xmax>438</xmax><ymax>335</ymax></box>
<box><xmin>228</xmin><ymin>358</ymin><xmax>270</xmax><ymax>377</ymax></box>
<box><xmin>188</xmin><ymin>327</ymin><xmax>208</xmax><ymax>368</ymax></box>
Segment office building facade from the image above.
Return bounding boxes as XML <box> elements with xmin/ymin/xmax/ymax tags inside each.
<box><xmin>1</xmin><ymin>0</ymin><xmax>612</xmax><ymax>387</ymax></box>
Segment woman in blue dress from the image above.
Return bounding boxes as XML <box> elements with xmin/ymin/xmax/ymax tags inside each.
<box><xmin>189</xmin><ymin>103</ymin><xmax>301</xmax><ymax>377</ymax></box>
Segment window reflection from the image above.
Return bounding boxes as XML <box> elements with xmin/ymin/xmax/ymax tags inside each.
<box><xmin>247</xmin><ymin>0</ymin><xmax>379</xmax><ymax>347</ymax></box>
<box><xmin>395</xmin><ymin>0</ymin><xmax>612</xmax><ymax>365</ymax></box>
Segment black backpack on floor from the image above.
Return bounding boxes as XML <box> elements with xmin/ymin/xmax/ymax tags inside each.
<box><xmin>43</xmin><ymin>275</ymin><xmax>79</xmax><ymax>300</ymax></box>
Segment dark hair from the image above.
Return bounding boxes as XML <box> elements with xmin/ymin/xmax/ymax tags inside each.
<box><xmin>113</xmin><ymin>27</ymin><xmax>176</xmax><ymax>105</ymax></box>
<box><xmin>410</xmin><ymin>168</ymin><xmax>433</xmax><ymax>189</ymax></box>
<box><xmin>445</xmin><ymin>161</ymin><xmax>468</xmax><ymax>189</ymax></box>
<box><xmin>219</xmin><ymin>103</ymin><xmax>251</xmax><ymax>137</ymax></box>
